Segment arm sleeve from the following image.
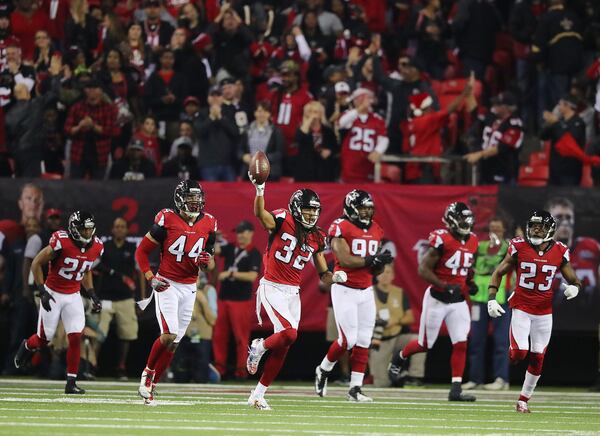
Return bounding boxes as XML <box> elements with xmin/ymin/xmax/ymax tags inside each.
<box><xmin>338</xmin><ymin>109</ymin><xmax>359</xmax><ymax>130</ymax></box>
<box><xmin>295</xmin><ymin>34</ymin><xmax>312</xmax><ymax>61</ymax></box>
<box><xmin>135</xmin><ymin>236</ymin><xmax>158</xmax><ymax>275</ymax></box>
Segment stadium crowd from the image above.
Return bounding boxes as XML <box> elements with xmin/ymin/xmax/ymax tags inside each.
<box><xmin>0</xmin><ymin>0</ymin><xmax>597</xmax><ymax>185</ymax></box>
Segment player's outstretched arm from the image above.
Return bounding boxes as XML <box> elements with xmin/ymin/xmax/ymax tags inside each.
<box><xmin>251</xmin><ymin>179</ymin><xmax>275</xmax><ymax>231</ymax></box>
<box><xmin>417</xmin><ymin>247</ymin><xmax>445</xmax><ymax>288</ymax></box>
<box><xmin>560</xmin><ymin>262</ymin><xmax>582</xmax><ymax>300</ymax></box>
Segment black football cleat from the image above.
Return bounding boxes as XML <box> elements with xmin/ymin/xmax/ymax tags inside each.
<box><xmin>448</xmin><ymin>382</ymin><xmax>476</xmax><ymax>402</ymax></box>
<box><xmin>65</xmin><ymin>376</ymin><xmax>86</xmax><ymax>395</ymax></box>
<box><xmin>388</xmin><ymin>352</ymin><xmax>408</xmax><ymax>387</ymax></box>
<box><xmin>314</xmin><ymin>365</ymin><xmax>331</xmax><ymax>397</ymax></box>
<box><xmin>14</xmin><ymin>339</ymin><xmax>33</xmax><ymax>369</ymax></box>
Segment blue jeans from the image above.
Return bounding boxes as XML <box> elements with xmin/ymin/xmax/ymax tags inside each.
<box><xmin>200</xmin><ymin>165</ymin><xmax>236</xmax><ymax>181</ymax></box>
<box><xmin>468</xmin><ymin>302</ymin><xmax>511</xmax><ymax>384</ymax></box>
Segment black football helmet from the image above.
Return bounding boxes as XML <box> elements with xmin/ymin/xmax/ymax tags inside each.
<box><xmin>289</xmin><ymin>189</ymin><xmax>321</xmax><ymax>228</ymax></box>
<box><xmin>68</xmin><ymin>211</ymin><xmax>96</xmax><ymax>246</ymax></box>
<box><xmin>526</xmin><ymin>210</ymin><xmax>556</xmax><ymax>246</ymax></box>
<box><xmin>443</xmin><ymin>202</ymin><xmax>474</xmax><ymax>236</ymax></box>
<box><xmin>174</xmin><ymin>180</ymin><xmax>205</xmax><ymax>219</ymax></box>
<box><xmin>343</xmin><ymin>189</ymin><xmax>374</xmax><ymax>228</ymax></box>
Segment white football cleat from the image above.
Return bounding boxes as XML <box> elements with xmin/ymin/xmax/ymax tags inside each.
<box><xmin>246</xmin><ymin>339</ymin><xmax>266</xmax><ymax>375</ymax></box>
<box><xmin>347</xmin><ymin>386</ymin><xmax>373</xmax><ymax>402</ymax></box>
<box><xmin>461</xmin><ymin>381</ymin><xmax>481</xmax><ymax>390</ymax></box>
<box><xmin>516</xmin><ymin>400</ymin><xmax>531</xmax><ymax>413</ymax></box>
<box><xmin>247</xmin><ymin>390</ymin><xmax>272</xmax><ymax>410</ymax></box>
<box><xmin>138</xmin><ymin>367</ymin><xmax>154</xmax><ymax>400</ymax></box>
<box><xmin>143</xmin><ymin>383</ymin><xmax>157</xmax><ymax>406</ymax></box>
<box><xmin>483</xmin><ymin>377</ymin><xmax>509</xmax><ymax>391</ymax></box>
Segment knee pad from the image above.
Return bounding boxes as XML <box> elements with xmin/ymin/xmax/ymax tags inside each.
<box><xmin>528</xmin><ymin>352</ymin><xmax>545</xmax><ymax>376</ymax></box>
<box><xmin>280</xmin><ymin>328</ymin><xmax>297</xmax><ymax>347</ymax></box>
<box><xmin>510</xmin><ymin>348</ymin><xmax>528</xmax><ymax>363</ymax></box>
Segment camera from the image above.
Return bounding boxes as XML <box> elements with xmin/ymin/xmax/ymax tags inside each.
<box><xmin>371</xmin><ymin>318</ymin><xmax>387</xmax><ymax>351</ymax></box>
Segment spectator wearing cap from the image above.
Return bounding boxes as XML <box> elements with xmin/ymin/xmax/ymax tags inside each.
<box><xmin>531</xmin><ymin>0</ymin><xmax>583</xmax><ymax>112</ymax></box>
<box><xmin>541</xmin><ymin>94</ymin><xmax>586</xmax><ymax>186</ymax></box>
<box><xmin>109</xmin><ymin>138</ymin><xmax>156</xmax><ymax>180</ymax></box>
<box><xmin>137</xmin><ymin>0</ymin><xmax>175</xmax><ymax>52</ymax></box>
<box><xmin>181</xmin><ymin>95</ymin><xmax>201</xmax><ymax>123</ymax></box>
<box><xmin>451</xmin><ymin>0</ymin><xmax>501</xmax><ymax>81</ymax></box>
<box><xmin>210</xmin><ymin>3</ymin><xmax>253</xmax><ymax>80</ymax></box>
<box><xmin>213</xmin><ymin>220</ymin><xmax>261</xmax><ymax>379</ymax></box>
<box><xmin>144</xmin><ymin>48</ymin><xmax>188</xmax><ymax>142</ymax></box>
<box><xmin>196</xmin><ymin>85</ymin><xmax>239</xmax><ymax>181</ymax></box>
<box><xmin>220</xmin><ymin>77</ymin><xmax>251</xmax><ymax>134</ymax></box>
<box><xmin>94</xmin><ymin>217</ymin><xmax>142</xmax><ymax>380</ymax></box>
<box><xmin>65</xmin><ymin>0</ymin><xmax>100</xmax><ymax>65</ymax></box>
<box><xmin>161</xmin><ymin>137</ymin><xmax>200</xmax><ymax>180</ymax></box>
<box><xmin>295</xmin><ymin>100</ymin><xmax>338</xmax><ymax>181</ymax></box>
<box><xmin>369</xmin><ymin>45</ymin><xmax>439</xmax><ymax>155</ymax></box>
<box><xmin>65</xmin><ymin>78</ymin><xmax>117</xmax><ymax>179</ymax></box>
<box><xmin>292</xmin><ymin>0</ymin><xmax>343</xmax><ymax>37</ymax></box>
<box><xmin>405</xmin><ymin>77</ymin><xmax>476</xmax><ymax>184</ymax></box>
<box><xmin>10</xmin><ymin>0</ymin><xmax>49</xmax><ymax>61</ymax></box>
<box><xmin>338</xmin><ymin>87</ymin><xmax>388</xmax><ymax>183</ymax></box>
<box><xmin>240</xmin><ymin>100</ymin><xmax>284</xmax><ymax>180</ymax></box>
<box><xmin>5</xmin><ymin>55</ymin><xmax>62</xmax><ymax>177</ymax></box>
<box><xmin>270</xmin><ymin>59</ymin><xmax>313</xmax><ymax>176</ymax></box>
<box><xmin>465</xmin><ymin>91</ymin><xmax>524</xmax><ymax>185</ymax></box>
<box><xmin>326</xmin><ymin>80</ymin><xmax>351</xmax><ymax>128</ymax></box>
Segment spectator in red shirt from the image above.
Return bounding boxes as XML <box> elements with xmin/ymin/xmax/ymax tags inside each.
<box><xmin>270</xmin><ymin>59</ymin><xmax>312</xmax><ymax>176</ymax></box>
<box><xmin>338</xmin><ymin>87</ymin><xmax>388</xmax><ymax>183</ymax></box>
<box><xmin>10</xmin><ymin>0</ymin><xmax>49</xmax><ymax>61</ymax></box>
<box><xmin>133</xmin><ymin>115</ymin><xmax>164</xmax><ymax>173</ymax></box>
<box><xmin>405</xmin><ymin>75</ymin><xmax>476</xmax><ymax>184</ymax></box>
<box><xmin>64</xmin><ymin>79</ymin><xmax>117</xmax><ymax>179</ymax></box>
<box><xmin>42</xmin><ymin>0</ymin><xmax>70</xmax><ymax>45</ymax></box>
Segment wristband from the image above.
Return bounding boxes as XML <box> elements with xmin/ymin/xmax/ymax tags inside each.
<box><xmin>319</xmin><ymin>271</ymin><xmax>329</xmax><ymax>278</ymax></box>
<box><xmin>255</xmin><ymin>183</ymin><xmax>265</xmax><ymax>197</ymax></box>
<box><xmin>487</xmin><ymin>285</ymin><xmax>498</xmax><ymax>290</ymax></box>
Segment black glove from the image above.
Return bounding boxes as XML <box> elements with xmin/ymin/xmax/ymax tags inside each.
<box><xmin>37</xmin><ymin>285</ymin><xmax>55</xmax><ymax>312</ymax></box>
<box><xmin>84</xmin><ymin>288</ymin><xmax>102</xmax><ymax>313</ymax></box>
<box><xmin>444</xmin><ymin>284</ymin><xmax>462</xmax><ymax>296</ymax></box>
<box><xmin>468</xmin><ymin>282</ymin><xmax>479</xmax><ymax>296</ymax></box>
<box><xmin>365</xmin><ymin>250</ymin><xmax>394</xmax><ymax>268</ymax></box>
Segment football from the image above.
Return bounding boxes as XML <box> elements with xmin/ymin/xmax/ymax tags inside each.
<box><xmin>249</xmin><ymin>151</ymin><xmax>270</xmax><ymax>184</ymax></box>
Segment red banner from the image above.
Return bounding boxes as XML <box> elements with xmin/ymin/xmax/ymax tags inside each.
<box><xmin>205</xmin><ymin>182</ymin><xmax>499</xmax><ymax>331</ymax></box>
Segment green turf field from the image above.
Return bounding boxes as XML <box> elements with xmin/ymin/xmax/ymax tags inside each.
<box><xmin>0</xmin><ymin>379</ymin><xmax>599</xmax><ymax>434</ymax></box>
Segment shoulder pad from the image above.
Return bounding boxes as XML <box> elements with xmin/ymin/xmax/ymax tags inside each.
<box><xmin>509</xmin><ymin>117</ymin><xmax>523</xmax><ymax>126</ymax></box>
<box><xmin>272</xmin><ymin>209</ymin><xmax>287</xmax><ymax>219</ymax></box>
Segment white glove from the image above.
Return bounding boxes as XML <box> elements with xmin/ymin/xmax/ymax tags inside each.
<box><xmin>248</xmin><ymin>171</ymin><xmax>265</xmax><ymax>196</ymax></box>
<box><xmin>487</xmin><ymin>299</ymin><xmax>505</xmax><ymax>318</ymax></box>
<box><xmin>332</xmin><ymin>271</ymin><xmax>347</xmax><ymax>283</ymax></box>
<box><xmin>563</xmin><ymin>284</ymin><xmax>579</xmax><ymax>300</ymax></box>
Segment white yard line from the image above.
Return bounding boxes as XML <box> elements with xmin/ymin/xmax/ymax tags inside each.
<box><xmin>0</xmin><ymin>419</ymin><xmax>589</xmax><ymax>434</ymax></box>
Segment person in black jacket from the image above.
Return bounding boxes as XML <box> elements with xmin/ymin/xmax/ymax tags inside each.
<box><xmin>161</xmin><ymin>140</ymin><xmax>200</xmax><ymax>180</ymax></box>
<box><xmin>144</xmin><ymin>48</ymin><xmax>188</xmax><ymax>142</ymax></box>
<box><xmin>541</xmin><ymin>94</ymin><xmax>586</xmax><ymax>186</ymax></box>
<box><xmin>532</xmin><ymin>0</ymin><xmax>583</xmax><ymax>113</ymax></box>
<box><xmin>294</xmin><ymin>100</ymin><xmax>338</xmax><ymax>181</ymax></box>
<box><xmin>109</xmin><ymin>139</ymin><xmax>156</xmax><ymax>180</ymax></box>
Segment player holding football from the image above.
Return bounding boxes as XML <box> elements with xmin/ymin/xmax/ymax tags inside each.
<box><xmin>389</xmin><ymin>202</ymin><xmax>478</xmax><ymax>401</ymax></box>
<box><xmin>135</xmin><ymin>180</ymin><xmax>216</xmax><ymax>406</ymax></box>
<box><xmin>487</xmin><ymin>210</ymin><xmax>581</xmax><ymax>413</ymax></box>
<box><xmin>246</xmin><ymin>174</ymin><xmax>347</xmax><ymax>410</ymax></box>
<box><xmin>314</xmin><ymin>190</ymin><xmax>393</xmax><ymax>402</ymax></box>
<box><xmin>14</xmin><ymin>211</ymin><xmax>104</xmax><ymax>394</ymax></box>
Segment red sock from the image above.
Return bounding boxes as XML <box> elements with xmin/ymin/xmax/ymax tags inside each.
<box><xmin>153</xmin><ymin>349</ymin><xmax>175</xmax><ymax>383</ymax></box>
<box><xmin>259</xmin><ymin>346</ymin><xmax>289</xmax><ymax>387</ymax></box>
<box><xmin>519</xmin><ymin>394</ymin><xmax>529</xmax><ymax>402</ymax></box>
<box><xmin>451</xmin><ymin>341</ymin><xmax>467</xmax><ymax>379</ymax></box>
<box><xmin>26</xmin><ymin>334</ymin><xmax>48</xmax><ymax>350</ymax></box>
<box><xmin>66</xmin><ymin>333</ymin><xmax>82</xmax><ymax>377</ymax></box>
<box><xmin>263</xmin><ymin>328</ymin><xmax>297</xmax><ymax>350</ymax></box>
<box><xmin>146</xmin><ymin>338</ymin><xmax>168</xmax><ymax>370</ymax></box>
<box><xmin>326</xmin><ymin>340</ymin><xmax>346</xmax><ymax>363</ymax></box>
<box><xmin>527</xmin><ymin>352</ymin><xmax>545</xmax><ymax>376</ymax></box>
<box><xmin>350</xmin><ymin>346</ymin><xmax>369</xmax><ymax>374</ymax></box>
<box><xmin>402</xmin><ymin>339</ymin><xmax>427</xmax><ymax>358</ymax></box>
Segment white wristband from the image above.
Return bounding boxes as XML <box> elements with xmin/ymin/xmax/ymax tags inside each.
<box><xmin>255</xmin><ymin>183</ymin><xmax>265</xmax><ymax>197</ymax></box>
